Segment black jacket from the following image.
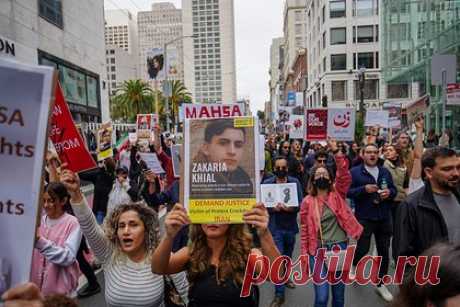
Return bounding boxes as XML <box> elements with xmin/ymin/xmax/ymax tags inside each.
<box><xmin>79</xmin><ymin>168</ymin><xmax>115</xmax><ymax>215</ymax></box>
<box><xmin>393</xmin><ymin>182</ymin><xmax>457</xmax><ymax>259</ymax></box>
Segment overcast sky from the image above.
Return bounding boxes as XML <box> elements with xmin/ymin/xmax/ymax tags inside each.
<box><xmin>104</xmin><ymin>0</ymin><xmax>284</xmax><ymax>114</ymax></box>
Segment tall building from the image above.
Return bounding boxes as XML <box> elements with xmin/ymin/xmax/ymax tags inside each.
<box><xmin>0</xmin><ymin>0</ymin><xmax>109</xmax><ymax>123</ymax></box>
<box><xmin>304</xmin><ymin>0</ymin><xmax>412</xmax><ymax>110</ymax></box>
<box><xmin>281</xmin><ymin>0</ymin><xmax>307</xmax><ymax>101</ymax></box>
<box><xmin>138</xmin><ymin>2</ymin><xmax>183</xmax><ymax>87</ymax></box>
<box><xmin>269</xmin><ymin>37</ymin><xmax>284</xmax><ymax>121</ymax></box>
<box><xmin>104</xmin><ymin>9</ymin><xmax>138</xmax><ymax>96</ymax></box>
<box><xmin>183</xmin><ymin>0</ymin><xmax>237</xmax><ymax>104</ymax></box>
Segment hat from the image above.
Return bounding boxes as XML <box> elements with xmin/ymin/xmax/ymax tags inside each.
<box><xmin>116</xmin><ymin>166</ymin><xmax>129</xmax><ymax>175</ymax></box>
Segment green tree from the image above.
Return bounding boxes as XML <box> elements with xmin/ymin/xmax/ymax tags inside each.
<box><xmin>165</xmin><ymin>80</ymin><xmax>192</xmax><ymax>129</ymax></box>
<box><xmin>110</xmin><ymin>80</ymin><xmax>154</xmax><ymax>123</ymax></box>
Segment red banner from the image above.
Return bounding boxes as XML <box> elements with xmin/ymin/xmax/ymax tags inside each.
<box><xmin>306</xmin><ymin>109</ymin><xmax>328</xmax><ymax>141</ymax></box>
<box><xmin>49</xmin><ymin>83</ymin><xmax>96</xmax><ymax>173</ymax></box>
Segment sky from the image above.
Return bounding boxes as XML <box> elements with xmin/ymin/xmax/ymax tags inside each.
<box><xmin>104</xmin><ymin>0</ymin><xmax>284</xmax><ymax>114</ymax></box>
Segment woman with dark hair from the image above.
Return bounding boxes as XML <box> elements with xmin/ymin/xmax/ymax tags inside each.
<box><xmin>383</xmin><ymin>144</ymin><xmax>408</xmax><ymax>221</ymax></box>
<box><xmin>31</xmin><ymin>183</ymin><xmax>82</xmax><ymax>297</ymax></box>
<box><xmin>152</xmin><ymin>203</ymin><xmax>280</xmax><ymax>307</ymax></box>
<box><xmin>426</xmin><ymin>129</ymin><xmax>439</xmax><ymax>148</ymax></box>
<box><xmin>278</xmin><ymin>140</ymin><xmax>291</xmax><ymax>158</ymax></box>
<box><xmin>391</xmin><ymin>242</ymin><xmax>460</xmax><ymax>307</ymax></box>
<box><xmin>300</xmin><ymin>139</ymin><xmax>363</xmax><ymax>307</ymax></box>
<box><xmin>147</xmin><ymin>54</ymin><xmax>164</xmax><ymax>79</ymax></box>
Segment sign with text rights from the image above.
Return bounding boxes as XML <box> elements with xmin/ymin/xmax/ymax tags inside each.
<box><xmin>0</xmin><ymin>58</ymin><xmax>54</xmax><ymax>295</ymax></box>
<box><xmin>50</xmin><ymin>83</ymin><xmax>96</xmax><ymax>173</ymax></box>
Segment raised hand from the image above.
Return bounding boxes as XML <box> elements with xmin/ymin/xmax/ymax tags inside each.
<box><xmin>243</xmin><ymin>203</ymin><xmax>269</xmax><ymax>236</ymax></box>
<box><xmin>60</xmin><ymin>169</ymin><xmax>82</xmax><ymax>202</ymax></box>
<box><xmin>164</xmin><ymin>204</ymin><xmax>190</xmax><ymax>239</ymax></box>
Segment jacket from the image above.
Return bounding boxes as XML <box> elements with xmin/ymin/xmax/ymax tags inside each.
<box><xmin>347</xmin><ymin>164</ymin><xmax>397</xmax><ymax>221</ymax></box>
<box><xmin>79</xmin><ymin>167</ymin><xmax>115</xmax><ymax>215</ymax></box>
<box><xmin>300</xmin><ymin>154</ymin><xmax>363</xmax><ymax>255</ymax></box>
<box><xmin>263</xmin><ymin>176</ymin><xmax>302</xmax><ymax>233</ymax></box>
<box><xmin>383</xmin><ymin>159</ymin><xmax>407</xmax><ymax>202</ymax></box>
<box><xmin>393</xmin><ymin>182</ymin><xmax>456</xmax><ymax>259</ymax></box>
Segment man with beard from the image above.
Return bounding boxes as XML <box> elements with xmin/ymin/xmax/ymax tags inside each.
<box><xmin>394</xmin><ymin>147</ymin><xmax>460</xmax><ymax>259</ymax></box>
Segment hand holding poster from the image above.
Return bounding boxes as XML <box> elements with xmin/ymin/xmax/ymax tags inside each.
<box><xmin>0</xmin><ymin>58</ymin><xmax>54</xmax><ymax>294</ymax></box>
<box><xmin>261</xmin><ymin>183</ymin><xmax>299</xmax><ymax>207</ymax></box>
<box><xmin>97</xmin><ymin>123</ymin><xmax>113</xmax><ymax>161</ymax></box>
<box><xmin>184</xmin><ymin>117</ymin><xmax>260</xmax><ymax>224</ymax></box>
<box><xmin>138</xmin><ymin>152</ymin><xmax>165</xmax><ymax>174</ymax></box>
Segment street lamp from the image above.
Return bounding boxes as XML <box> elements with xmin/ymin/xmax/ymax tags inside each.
<box><xmin>357</xmin><ymin>66</ymin><xmax>366</xmax><ymax>122</ymax></box>
<box><xmin>164</xmin><ymin>34</ymin><xmax>198</xmax><ymax>132</ymax></box>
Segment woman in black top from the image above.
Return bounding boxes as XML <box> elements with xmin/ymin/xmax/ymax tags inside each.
<box><xmin>152</xmin><ymin>203</ymin><xmax>281</xmax><ymax>307</ymax></box>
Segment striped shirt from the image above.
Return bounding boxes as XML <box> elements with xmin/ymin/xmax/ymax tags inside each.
<box><xmin>71</xmin><ymin>198</ymin><xmax>188</xmax><ymax>307</ymax></box>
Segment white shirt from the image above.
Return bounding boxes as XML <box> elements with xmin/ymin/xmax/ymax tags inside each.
<box><xmin>365</xmin><ymin>165</ymin><xmax>379</xmax><ymax>183</ymax></box>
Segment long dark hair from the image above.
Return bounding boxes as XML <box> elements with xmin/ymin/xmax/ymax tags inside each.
<box><xmin>44</xmin><ymin>182</ymin><xmax>73</xmax><ymax>214</ymax></box>
<box><xmin>391</xmin><ymin>243</ymin><xmax>460</xmax><ymax>307</ymax></box>
<box><xmin>307</xmin><ymin>165</ymin><xmax>335</xmax><ymax>196</ymax></box>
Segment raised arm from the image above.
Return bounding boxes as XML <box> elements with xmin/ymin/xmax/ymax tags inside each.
<box><xmin>411</xmin><ymin>116</ymin><xmax>424</xmax><ymax>180</ymax></box>
<box><xmin>328</xmin><ymin>138</ymin><xmax>351</xmax><ymax>199</ymax></box>
<box><xmin>61</xmin><ymin>169</ymin><xmax>113</xmax><ymax>264</ymax></box>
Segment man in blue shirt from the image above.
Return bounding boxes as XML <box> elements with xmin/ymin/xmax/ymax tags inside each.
<box><xmin>263</xmin><ymin>156</ymin><xmax>303</xmax><ymax>307</ymax></box>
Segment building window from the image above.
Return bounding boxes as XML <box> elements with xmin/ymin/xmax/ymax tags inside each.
<box><xmin>353</xmin><ymin>25</ymin><xmax>377</xmax><ymax>43</ymax></box>
<box><xmin>354</xmin><ymin>52</ymin><xmax>378</xmax><ymax>69</ymax></box>
<box><xmin>111</xmin><ymin>66</ymin><xmax>116</xmax><ymax>72</ymax></box>
<box><xmin>331</xmin><ymin>54</ymin><xmax>347</xmax><ymax>70</ymax></box>
<box><xmin>110</xmin><ymin>58</ymin><xmax>115</xmax><ymax>64</ymax></box>
<box><xmin>331</xmin><ymin>80</ymin><xmax>347</xmax><ymax>101</ymax></box>
<box><xmin>330</xmin><ymin>27</ymin><xmax>346</xmax><ymax>45</ymax></box>
<box><xmin>330</xmin><ymin>0</ymin><xmax>346</xmax><ymax>18</ymax></box>
<box><xmin>322</xmin><ymin>5</ymin><xmax>326</xmax><ymax>23</ymax></box>
<box><xmin>322</xmin><ymin>31</ymin><xmax>326</xmax><ymax>48</ymax></box>
<box><xmin>353</xmin><ymin>0</ymin><xmax>378</xmax><ymax>16</ymax></box>
<box><xmin>295</xmin><ymin>24</ymin><xmax>302</xmax><ymax>35</ymax></box>
<box><xmin>323</xmin><ymin>57</ymin><xmax>327</xmax><ymax>71</ymax></box>
<box><xmin>39</xmin><ymin>0</ymin><xmax>63</xmax><ymax>28</ymax></box>
<box><xmin>354</xmin><ymin>79</ymin><xmax>379</xmax><ymax>100</ymax></box>
<box><xmin>387</xmin><ymin>84</ymin><xmax>409</xmax><ymax>99</ymax></box>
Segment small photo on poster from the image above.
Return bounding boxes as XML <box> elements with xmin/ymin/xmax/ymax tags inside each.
<box><xmin>97</xmin><ymin>124</ymin><xmax>113</xmax><ymax>161</ymax></box>
<box><xmin>260</xmin><ymin>183</ymin><xmax>299</xmax><ymax>207</ymax></box>
<box><xmin>137</xmin><ymin>114</ymin><xmax>158</xmax><ymax>140</ymax></box>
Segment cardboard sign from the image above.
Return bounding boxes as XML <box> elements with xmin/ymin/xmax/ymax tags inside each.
<box><xmin>288</xmin><ymin>115</ymin><xmax>305</xmax><ymax>139</ymax></box>
<box><xmin>50</xmin><ymin>83</ymin><xmax>96</xmax><ymax>173</ymax></box>
<box><xmin>447</xmin><ymin>83</ymin><xmax>460</xmax><ymax>106</ymax></box>
<box><xmin>306</xmin><ymin>109</ymin><xmax>328</xmax><ymax>141</ymax></box>
<box><xmin>171</xmin><ymin>144</ymin><xmax>182</xmax><ymax>178</ymax></box>
<box><xmin>137</xmin><ymin>114</ymin><xmax>158</xmax><ymax>140</ymax></box>
<box><xmin>181</xmin><ymin>103</ymin><xmax>244</xmax><ymax>120</ymax></box>
<box><xmin>327</xmin><ymin>108</ymin><xmax>356</xmax><ymax>141</ymax></box>
<box><xmin>138</xmin><ymin>152</ymin><xmax>165</xmax><ymax>174</ymax></box>
<box><xmin>184</xmin><ymin>117</ymin><xmax>260</xmax><ymax>224</ymax></box>
<box><xmin>365</xmin><ymin>110</ymin><xmax>390</xmax><ymax>128</ymax></box>
<box><xmin>0</xmin><ymin>58</ymin><xmax>54</xmax><ymax>294</ymax></box>
<box><xmin>261</xmin><ymin>183</ymin><xmax>299</xmax><ymax>207</ymax></box>
<box><xmin>97</xmin><ymin>123</ymin><xmax>113</xmax><ymax>161</ymax></box>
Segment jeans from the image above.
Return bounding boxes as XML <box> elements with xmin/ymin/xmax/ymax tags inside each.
<box><xmin>272</xmin><ymin>229</ymin><xmax>297</xmax><ymax>298</ymax></box>
<box><xmin>309</xmin><ymin>241</ymin><xmax>347</xmax><ymax>307</ymax></box>
<box><xmin>96</xmin><ymin>211</ymin><xmax>105</xmax><ymax>225</ymax></box>
<box><xmin>353</xmin><ymin>219</ymin><xmax>392</xmax><ymax>283</ymax></box>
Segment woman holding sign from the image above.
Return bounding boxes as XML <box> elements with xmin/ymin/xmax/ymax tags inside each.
<box><xmin>300</xmin><ymin>138</ymin><xmax>363</xmax><ymax>307</ymax></box>
<box><xmin>60</xmin><ymin>169</ymin><xmax>189</xmax><ymax>307</ymax></box>
<box><xmin>152</xmin><ymin>204</ymin><xmax>281</xmax><ymax>307</ymax></box>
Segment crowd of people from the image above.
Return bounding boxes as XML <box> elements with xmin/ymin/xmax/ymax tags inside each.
<box><xmin>3</xmin><ymin>115</ymin><xmax>460</xmax><ymax>307</ymax></box>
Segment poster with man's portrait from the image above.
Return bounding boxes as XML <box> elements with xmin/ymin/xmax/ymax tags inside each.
<box><xmin>137</xmin><ymin>114</ymin><xmax>158</xmax><ymax>140</ymax></box>
<box><xmin>184</xmin><ymin>117</ymin><xmax>260</xmax><ymax>224</ymax></box>
<box><xmin>97</xmin><ymin>123</ymin><xmax>113</xmax><ymax>161</ymax></box>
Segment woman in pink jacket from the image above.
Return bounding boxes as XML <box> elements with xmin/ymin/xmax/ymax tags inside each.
<box><xmin>300</xmin><ymin>139</ymin><xmax>363</xmax><ymax>307</ymax></box>
<box><xmin>31</xmin><ymin>182</ymin><xmax>81</xmax><ymax>297</ymax></box>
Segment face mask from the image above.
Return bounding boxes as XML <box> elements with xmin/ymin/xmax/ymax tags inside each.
<box><xmin>314</xmin><ymin>177</ymin><xmax>331</xmax><ymax>190</ymax></box>
<box><xmin>274</xmin><ymin>169</ymin><xmax>288</xmax><ymax>179</ymax></box>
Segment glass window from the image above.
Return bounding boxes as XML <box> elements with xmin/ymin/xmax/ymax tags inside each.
<box><xmin>354</xmin><ymin>25</ymin><xmax>375</xmax><ymax>43</ymax></box>
<box><xmin>354</xmin><ymin>79</ymin><xmax>379</xmax><ymax>100</ymax></box>
<box><xmin>330</xmin><ymin>27</ymin><xmax>346</xmax><ymax>44</ymax></box>
<box><xmin>322</xmin><ymin>31</ymin><xmax>326</xmax><ymax>48</ymax></box>
<box><xmin>331</xmin><ymin>54</ymin><xmax>347</xmax><ymax>70</ymax></box>
<box><xmin>354</xmin><ymin>0</ymin><xmax>376</xmax><ymax>16</ymax></box>
<box><xmin>110</xmin><ymin>58</ymin><xmax>115</xmax><ymax>64</ymax></box>
<box><xmin>387</xmin><ymin>84</ymin><xmax>409</xmax><ymax>99</ymax></box>
<box><xmin>39</xmin><ymin>0</ymin><xmax>63</xmax><ymax>28</ymax></box>
<box><xmin>331</xmin><ymin>80</ymin><xmax>347</xmax><ymax>101</ymax></box>
<box><xmin>87</xmin><ymin>76</ymin><xmax>99</xmax><ymax>108</ymax></box>
<box><xmin>330</xmin><ymin>0</ymin><xmax>346</xmax><ymax>18</ymax></box>
<box><xmin>354</xmin><ymin>52</ymin><xmax>376</xmax><ymax>69</ymax></box>
<box><xmin>60</xmin><ymin>66</ymin><xmax>87</xmax><ymax>105</ymax></box>
<box><xmin>322</xmin><ymin>5</ymin><xmax>325</xmax><ymax>23</ymax></box>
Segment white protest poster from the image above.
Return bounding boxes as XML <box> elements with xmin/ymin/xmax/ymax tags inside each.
<box><xmin>259</xmin><ymin>135</ymin><xmax>265</xmax><ymax>171</ymax></box>
<box><xmin>296</xmin><ymin>92</ymin><xmax>304</xmax><ymax>106</ymax></box>
<box><xmin>171</xmin><ymin>144</ymin><xmax>182</xmax><ymax>178</ymax></box>
<box><xmin>365</xmin><ymin>110</ymin><xmax>389</xmax><ymax>128</ymax></box>
<box><xmin>261</xmin><ymin>183</ymin><xmax>299</xmax><ymax>207</ymax></box>
<box><xmin>327</xmin><ymin>108</ymin><xmax>355</xmax><ymax>141</ymax></box>
<box><xmin>0</xmin><ymin>58</ymin><xmax>55</xmax><ymax>294</ymax></box>
<box><xmin>288</xmin><ymin>115</ymin><xmax>305</xmax><ymax>139</ymax></box>
<box><xmin>128</xmin><ymin>132</ymin><xmax>137</xmax><ymax>145</ymax></box>
<box><xmin>139</xmin><ymin>152</ymin><xmax>165</xmax><ymax>174</ymax></box>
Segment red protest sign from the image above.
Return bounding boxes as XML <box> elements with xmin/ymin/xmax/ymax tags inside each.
<box><xmin>49</xmin><ymin>83</ymin><xmax>96</xmax><ymax>173</ymax></box>
<box><xmin>305</xmin><ymin>109</ymin><xmax>328</xmax><ymax>141</ymax></box>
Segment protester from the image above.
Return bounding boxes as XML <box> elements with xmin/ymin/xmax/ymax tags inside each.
<box><xmin>31</xmin><ymin>183</ymin><xmax>81</xmax><ymax>297</ymax></box>
<box><xmin>2</xmin><ymin>282</ymin><xmax>78</xmax><ymax>307</ymax></box>
<box><xmin>60</xmin><ymin>169</ymin><xmax>189</xmax><ymax>307</ymax></box>
<box><xmin>383</xmin><ymin>144</ymin><xmax>408</xmax><ymax>221</ymax></box>
<box><xmin>263</xmin><ymin>156</ymin><xmax>303</xmax><ymax>307</ymax></box>
<box><xmin>300</xmin><ymin>138</ymin><xmax>363</xmax><ymax>307</ymax></box>
<box><xmin>408</xmin><ymin>116</ymin><xmax>426</xmax><ymax>194</ymax></box>
<box><xmin>393</xmin><ymin>147</ymin><xmax>460</xmax><ymax>260</ymax></box>
<box><xmin>391</xmin><ymin>242</ymin><xmax>460</xmax><ymax>307</ymax></box>
<box><xmin>396</xmin><ymin>131</ymin><xmax>414</xmax><ymax>173</ymax></box>
<box><xmin>347</xmin><ymin>143</ymin><xmax>397</xmax><ymax>302</ymax></box>
<box><xmin>152</xmin><ymin>203</ymin><xmax>281</xmax><ymax>307</ymax></box>
<box><xmin>425</xmin><ymin>129</ymin><xmax>439</xmax><ymax>148</ymax></box>
<box><xmin>106</xmin><ymin>166</ymin><xmax>138</xmax><ymax>216</ymax></box>
<box><xmin>278</xmin><ymin>140</ymin><xmax>291</xmax><ymax>159</ymax></box>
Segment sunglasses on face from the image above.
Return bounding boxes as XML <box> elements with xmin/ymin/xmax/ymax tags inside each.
<box><xmin>317</xmin><ymin>159</ymin><xmax>327</xmax><ymax>163</ymax></box>
<box><xmin>275</xmin><ymin>167</ymin><xmax>288</xmax><ymax>171</ymax></box>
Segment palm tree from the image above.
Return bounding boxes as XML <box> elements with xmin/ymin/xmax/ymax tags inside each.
<box><xmin>110</xmin><ymin>80</ymin><xmax>154</xmax><ymax>123</ymax></box>
<box><xmin>166</xmin><ymin>80</ymin><xmax>192</xmax><ymax>130</ymax></box>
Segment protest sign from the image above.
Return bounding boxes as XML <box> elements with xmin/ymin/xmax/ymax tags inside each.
<box><xmin>0</xmin><ymin>58</ymin><xmax>54</xmax><ymax>294</ymax></box>
<box><xmin>365</xmin><ymin>110</ymin><xmax>390</xmax><ymax>128</ymax></box>
<box><xmin>180</xmin><ymin>103</ymin><xmax>244</xmax><ymax>120</ymax></box>
<box><xmin>406</xmin><ymin>95</ymin><xmax>429</xmax><ymax>125</ymax></box>
<box><xmin>128</xmin><ymin>132</ymin><xmax>137</xmax><ymax>144</ymax></box>
<box><xmin>137</xmin><ymin>114</ymin><xmax>158</xmax><ymax>140</ymax></box>
<box><xmin>259</xmin><ymin>135</ymin><xmax>265</xmax><ymax>171</ymax></box>
<box><xmin>50</xmin><ymin>83</ymin><xmax>96</xmax><ymax>173</ymax></box>
<box><xmin>447</xmin><ymin>83</ymin><xmax>460</xmax><ymax>106</ymax></box>
<box><xmin>261</xmin><ymin>183</ymin><xmax>299</xmax><ymax>207</ymax></box>
<box><xmin>96</xmin><ymin>123</ymin><xmax>113</xmax><ymax>161</ymax></box>
<box><xmin>327</xmin><ymin>108</ymin><xmax>355</xmax><ymax>141</ymax></box>
<box><xmin>288</xmin><ymin>115</ymin><xmax>305</xmax><ymax>139</ymax></box>
<box><xmin>184</xmin><ymin>117</ymin><xmax>260</xmax><ymax>224</ymax></box>
<box><xmin>171</xmin><ymin>144</ymin><xmax>182</xmax><ymax>178</ymax></box>
<box><xmin>305</xmin><ymin>109</ymin><xmax>328</xmax><ymax>141</ymax></box>
<box><xmin>296</xmin><ymin>92</ymin><xmax>304</xmax><ymax>106</ymax></box>
<box><xmin>383</xmin><ymin>102</ymin><xmax>402</xmax><ymax>129</ymax></box>
<box><xmin>287</xmin><ymin>91</ymin><xmax>296</xmax><ymax>106</ymax></box>
<box><xmin>138</xmin><ymin>152</ymin><xmax>165</xmax><ymax>174</ymax></box>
